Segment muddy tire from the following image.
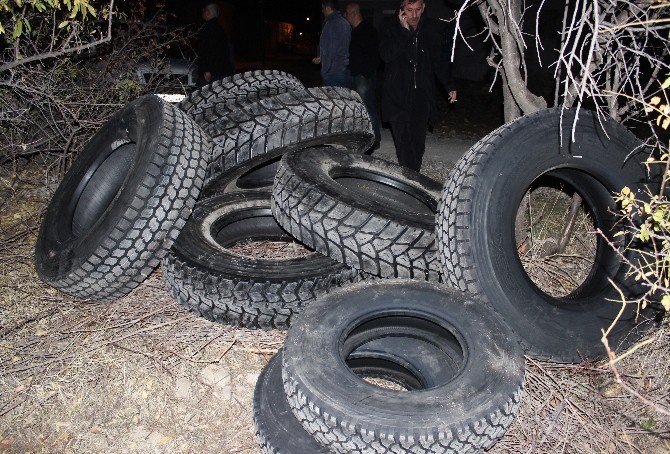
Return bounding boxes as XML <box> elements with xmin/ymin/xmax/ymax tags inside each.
<box><xmin>179</xmin><ymin>70</ymin><xmax>304</xmax><ymax>124</ymax></box>
<box><xmin>203</xmin><ymin>87</ymin><xmax>374</xmax><ymax>185</ymax></box>
<box><xmin>282</xmin><ymin>280</ymin><xmax>525</xmax><ymax>453</ymax></box>
<box><xmin>35</xmin><ymin>95</ymin><xmax>210</xmax><ymax>301</ymax></box>
<box><xmin>436</xmin><ymin>107</ymin><xmax>657</xmax><ymax>362</ymax></box>
<box><xmin>271</xmin><ymin>147</ymin><xmax>443</xmax><ymax>280</ymax></box>
<box><xmin>162</xmin><ymin>191</ymin><xmax>362</xmax><ymax>329</ymax></box>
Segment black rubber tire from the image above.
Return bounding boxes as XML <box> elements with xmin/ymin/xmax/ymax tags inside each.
<box><xmin>255</xmin><ymin>351</ymin><xmax>329</xmax><ymax>454</ymax></box>
<box><xmin>255</xmin><ymin>338</ymin><xmax>462</xmax><ymax>454</ymax></box>
<box><xmin>162</xmin><ymin>191</ymin><xmax>362</xmax><ymax>329</ymax></box>
<box><xmin>281</xmin><ymin>280</ymin><xmax>525</xmax><ymax>453</ymax></box>
<box><xmin>203</xmin><ymin>86</ymin><xmax>374</xmax><ymax>184</ymax></box>
<box><xmin>436</xmin><ymin>107</ymin><xmax>657</xmax><ymax>362</ymax></box>
<box><xmin>271</xmin><ymin>147</ymin><xmax>443</xmax><ymax>281</ymax></box>
<box><xmin>35</xmin><ymin>95</ymin><xmax>210</xmax><ymax>301</ymax></box>
<box><xmin>179</xmin><ymin>70</ymin><xmax>304</xmax><ymax>124</ymax></box>
<box><xmin>198</xmin><ymin>152</ymin><xmax>284</xmax><ymax>198</ymax></box>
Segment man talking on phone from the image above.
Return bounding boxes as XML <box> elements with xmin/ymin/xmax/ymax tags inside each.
<box><xmin>380</xmin><ymin>0</ymin><xmax>457</xmax><ymax>172</ymax></box>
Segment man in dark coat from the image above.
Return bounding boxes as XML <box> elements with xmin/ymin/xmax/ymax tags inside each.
<box><xmin>345</xmin><ymin>2</ymin><xmax>381</xmax><ymax>147</ymax></box>
<box><xmin>313</xmin><ymin>0</ymin><xmax>351</xmax><ymax>88</ymax></box>
<box><xmin>380</xmin><ymin>0</ymin><xmax>457</xmax><ymax>171</ymax></box>
<box><xmin>197</xmin><ymin>3</ymin><xmax>234</xmax><ymax>86</ymax></box>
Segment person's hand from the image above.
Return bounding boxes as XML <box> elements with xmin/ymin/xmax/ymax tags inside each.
<box><xmin>312</xmin><ymin>56</ymin><xmax>321</xmax><ymax>65</ymax></box>
<box><xmin>449</xmin><ymin>90</ymin><xmax>457</xmax><ymax>103</ymax></box>
<box><xmin>204</xmin><ymin>71</ymin><xmax>212</xmax><ymax>82</ymax></box>
<box><xmin>398</xmin><ymin>9</ymin><xmax>409</xmax><ymax>30</ymax></box>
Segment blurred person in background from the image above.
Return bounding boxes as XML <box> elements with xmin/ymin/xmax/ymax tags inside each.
<box><xmin>344</xmin><ymin>2</ymin><xmax>381</xmax><ymax>148</ymax></box>
<box><xmin>313</xmin><ymin>0</ymin><xmax>351</xmax><ymax>88</ymax></box>
<box><xmin>197</xmin><ymin>2</ymin><xmax>234</xmax><ymax>86</ymax></box>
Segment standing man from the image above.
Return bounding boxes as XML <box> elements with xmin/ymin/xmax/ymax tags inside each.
<box><xmin>380</xmin><ymin>0</ymin><xmax>457</xmax><ymax>172</ymax></box>
<box><xmin>313</xmin><ymin>0</ymin><xmax>351</xmax><ymax>88</ymax></box>
<box><xmin>197</xmin><ymin>3</ymin><xmax>235</xmax><ymax>86</ymax></box>
<box><xmin>344</xmin><ymin>2</ymin><xmax>381</xmax><ymax>147</ymax></box>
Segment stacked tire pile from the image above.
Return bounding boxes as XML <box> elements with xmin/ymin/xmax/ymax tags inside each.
<box><xmin>35</xmin><ymin>70</ymin><xmax>657</xmax><ymax>453</ymax></box>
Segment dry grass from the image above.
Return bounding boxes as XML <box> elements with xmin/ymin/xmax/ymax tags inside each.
<box><xmin>517</xmin><ymin>186</ymin><xmax>598</xmax><ymax>298</ymax></box>
<box><xmin>228</xmin><ymin>240</ymin><xmax>312</xmax><ymax>260</ymax></box>
<box><xmin>0</xmin><ymin>163</ymin><xmax>669</xmax><ymax>453</ymax></box>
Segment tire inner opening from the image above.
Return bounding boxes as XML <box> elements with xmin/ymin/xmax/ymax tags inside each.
<box><xmin>71</xmin><ymin>143</ymin><xmax>136</xmax><ymax>237</ymax></box>
<box><xmin>341</xmin><ymin>315</ymin><xmax>465</xmax><ymax>390</ymax></box>
<box><xmin>332</xmin><ymin>169</ymin><xmax>436</xmax><ymax>217</ymax></box>
<box><xmin>515</xmin><ymin>171</ymin><xmax>600</xmax><ymax>299</ymax></box>
<box><xmin>347</xmin><ymin>357</ymin><xmax>421</xmax><ymax>391</ymax></box>
<box><xmin>235</xmin><ymin>157</ymin><xmax>281</xmax><ymax>190</ymax></box>
<box><xmin>212</xmin><ymin>207</ymin><xmax>311</xmax><ymax>259</ymax></box>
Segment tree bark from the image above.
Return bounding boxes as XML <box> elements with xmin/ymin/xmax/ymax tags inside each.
<box><xmin>475</xmin><ymin>0</ymin><xmax>547</xmax><ymax>121</ymax></box>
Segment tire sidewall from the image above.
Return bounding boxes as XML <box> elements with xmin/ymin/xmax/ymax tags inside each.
<box><xmin>170</xmin><ymin>191</ymin><xmax>353</xmax><ymax>280</ymax></box>
<box><xmin>285</xmin><ymin>147</ymin><xmax>442</xmax><ymax>231</ymax></box>
<box><xmin>282</xmin><ymin>280</ymin><xmax>524</xmax><ymax>432</ymax></box>
<box><xmin>36</xmin><ymin>96</ymin><xmax>165</xmax><ymax>282</ymax></box>
<box><xmin>444</xmin><ymin>108</ymin><xmax>652</xmax><ymax>357</ymax></box>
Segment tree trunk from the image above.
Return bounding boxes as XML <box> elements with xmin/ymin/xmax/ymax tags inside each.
<box><xmin>473</xmin><ymin>0</ymin><xmax>547</xmax><ymax>121</ymax></box>
<box><xmin>501</xmin><ymin>69</ymin><xmax>521</xmax><ymax>122</ymax></box>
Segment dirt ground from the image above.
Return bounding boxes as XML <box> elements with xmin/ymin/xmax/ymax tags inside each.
<box><xmin>1</xmin><ymin>154</ymin><xmax>669</xmax><ymax>454</ymax></box>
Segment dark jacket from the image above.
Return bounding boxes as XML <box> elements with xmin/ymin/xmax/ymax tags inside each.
<box><xmin>349</xmin><ymin>19</ymin><xmax>380</xmax><ymax>78</ymax></box>
<box><xmin>379</xmin><ymin>15</ymin><xmax>454</xmax><ymax>124</ymax></box>
<box><xmin>319</xmin><ymin>11</ymin><xmax>351</xmax><ymax>77</ymax></box>
<box><xmin>198</xmin><ymin>19</ymin><xmax>234</xmax><ymax>79</ymax></box>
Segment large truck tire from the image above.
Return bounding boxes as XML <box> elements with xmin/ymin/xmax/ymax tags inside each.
<box><xmin>35</xmin><ymin>95</ymin><xmax>210</xmax><ymax>301</ymax></box>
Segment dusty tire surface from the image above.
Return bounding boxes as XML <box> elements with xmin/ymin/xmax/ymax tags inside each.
<box><xmin>198</xmin><ymin>152</ymin><xmax>283</xmax><ymax>198</ymax></box>
<box><xmin>35</xmin><ymin>95</ymin><xmax>210</xmax><ymax>301</ymax></box>
<box><xmin>282</xmin><ymin>280</ymin><xmax>525</xmax><ymax>453</ymax></box>
<box><xmin>203</xmin><ymin>86</ymin><xmax>374</xmax><ymax>184</ymax></box>
<box><xmin>162</xmin><ymin>191</ymin><xmax>362</xmax><ymax>329</ymax></box>
<box><xmin>436</xmin><ymin>107</ymin><xmax>657</xmax><ymax>362</ymax></box>
<box><xmin>271</xmin><ymin>147</ymin><xmax>443</xmax><ymax>280</ymax></box>
<box><xmin>255</xmin><ymin>338</ymin><xmax>462</xmax><ymax>454</ymax></box>
<box><xmin>179</xmin><ymin>70</ymin><xmax>304</xmax><ymax>124</ymax></box>
<box><xmin>254</xmin><ymin>351</ymin><xmax>328</xmax><ymax>454</ymax></box>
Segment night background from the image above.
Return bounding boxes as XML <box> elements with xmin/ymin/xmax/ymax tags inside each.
<box><xmin>0</xmin><ymin>0</ymin><xmax>576</xmax><ymax>139</ymax></box>
<box><xmin>131</xmin><ymin>0</ymin><xmax>565</xmax><ymax>138</ymax></box>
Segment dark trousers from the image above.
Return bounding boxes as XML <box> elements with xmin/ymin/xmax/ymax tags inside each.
<box><xmin>390</xmin><ymin>110</ymin><xmax>429</xmax><ymax>172</ymax></box>
<box><xmin>322</xmin><ymin>71</ymin><xmax>351</xmax><ymax>89</ymax></box>
<box><xmin>352</xmin><ymin>74</ymin><xmax>381</xmax><ymax>145</ymax></box>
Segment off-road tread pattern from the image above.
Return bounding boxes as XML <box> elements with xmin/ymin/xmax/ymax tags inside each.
<box><xmin>436</xmin><ymin>119</ymin><xmax>548</xmax><ymax>359</ymax></box>
<box><xmin>282</xmin><ymin>370</ymin><xmax>523</xmax><ymax>453</ymax></box>
<box><xmin>253</xmin><ymin>352</ymin><xmax>329</xmax><ymax>454</ymax></box>
<box><xmin>179</xmin><ymin>70</ymin><xmax>304</xmax><ymax>122</ymax></box>
<box><xmin>43</xmin><ymin>101</ymin><xmax>210</xmax><ymax>301</ymax></box>
<box><xmin>271</xmin><ymin>159</ymin><xmax>442</xmax><ymax>281</ymax></box>
<box><xmin>255</xmin><ymin>423</ymin><xmax>280</xmax><ymax>454</ymax></box>
<box><xmin>436</xmin><ymin>122</ymin><xmax>515</xmax><ymax>296</ymax></box>
<box><xmin>204</xmin><ymin>86</ymin><xmax>373</xmax><ymax>182</ymax></box>
<box><xmin>436</xmin><ymin>110</ymin><xmax>633</xmax><ymax>361</ymax></box>
<box><xmin>162</xmin><ymin>252</ymin><xmax>363</xmax><ymax>330</ymax></box>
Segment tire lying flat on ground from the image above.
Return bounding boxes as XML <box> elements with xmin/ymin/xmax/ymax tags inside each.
<box><xmin>282</xmin><ymin>280</ymin><xmax>525</xmax><ymax>453</ymax></box>
<box><xmin>255</xmin><ymin>351</ymin><xmax>328</xmax><ymax>454</ymax></box>
<box><xmin>437</xmin><ymin>107</ymin><xmax>657</xmax><ymax>362</ymax></box>
<box><xmin>179</xmin><ymin>70</ymin><xmax>304</xmax><ymax>124</ymax></box>
<box><xmin>272</xmin><ymin>147</ymin><xmax>443</xmax><ymax>281</ymax></box>
<box><xmin>255</xmin><ymin>339</ymin><xmax>462</xmax><ymax>454</ymax></box>
<box><xmin>35</xmin><ymin>95</ymin><xmax>210</xmax><ymax>301</ymax></box>
<box><xmin>162</xmin><ymin>191</ymin><xmax>362</xmax><ymax>329</ymax></box>
<box><xmin>202</xmin><ymin>86</ymin><xmax>374</xmax><ymax>186</ymax></box>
